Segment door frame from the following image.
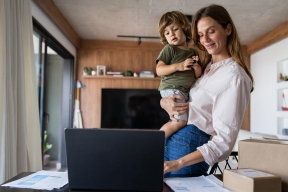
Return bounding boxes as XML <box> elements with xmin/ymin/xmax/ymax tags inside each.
<box><xmin>33</xmin><ymin>18</ymin><xmax>75</xmax><ymax>168</ymax></box>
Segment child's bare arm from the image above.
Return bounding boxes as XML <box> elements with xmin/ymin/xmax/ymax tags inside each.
<box><xmin>191</xmin><ymin>55</ymin><xmax>202</xmax><ymax>78</ymax></box>
<box><xmin>156</xmin><ymin>61</ymin><xmax>179</xmax><ymax>76</ymax></box>
<box><xmin>156</xmin><ymin>59</ymin><xmax>195</xmax><ymax>76</ymax></box>
<box><xmin>192</xmin><ymin>63</ymin><xmax>202</xmax><ymax>78</ymax></box>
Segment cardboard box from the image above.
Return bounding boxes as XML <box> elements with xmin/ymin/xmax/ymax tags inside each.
<box><xmin>223</xmin><ymin>169</ymin><xmax>281</xmax><ymax>192</ymax></box>
<box><xmin>238</xmin><ymin>138</ymin><xmax>288</xmax><ymax>191</ymax></box>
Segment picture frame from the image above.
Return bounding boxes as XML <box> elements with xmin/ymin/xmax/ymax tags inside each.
<box><xmin>96</xmin><ymin>65</ymin><xmax>106</xmax><ymax>76</ymax></box>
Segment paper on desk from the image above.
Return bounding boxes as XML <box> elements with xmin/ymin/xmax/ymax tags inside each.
<box><xmin>164</xmin><ymin>175</ymin><xmax>230</xmax><ymax>192</ymax></box>
<box><xmin>1</xmin><ymin>170</ymin><xmax>68</xmax><ymax>190</ymax></box>
<box><xmin>206</xmin><ymin>175</ymin><xmax>233</xmax><ymax>192</ymax></box>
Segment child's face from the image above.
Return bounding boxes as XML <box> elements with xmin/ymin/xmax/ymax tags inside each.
<box><xmin>164</xmin><ymin>23</ymin><xmax>186</xmax><ymax>47</ymax></box>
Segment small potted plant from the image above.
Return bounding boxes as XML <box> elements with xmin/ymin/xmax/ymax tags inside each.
<box><xmin>43</xmin><ymin>130</ymin><xmax>52</xmax><ymax>166</ymax></box>
<box><xmin>83</xmin><ymin>67</ymin><xmax>96</xmax><ymax>76</ymax></box>
<box><xmin>90</xmin><ymin>68</ymin><xmax>96</xmax><ymax>76</ymax></box>
<box><xmin>83</xmin><ymin>67</ymin><xmax>91</xmax><ymax>75</ymax></box>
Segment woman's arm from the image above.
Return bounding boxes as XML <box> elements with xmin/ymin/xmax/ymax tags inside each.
<box><xmin>198</xmin><ymin>77</ymin><xmax>252</xmax><ymax>166</ymax></box>
<box><xmin>160</xmin><ymin>95</ymin><xmax>189</xmax><ymax>121</ymax></box>
<box><xmin>164</xmin><ymin>150</ymin><xmax>204</xmax><ymax>173</ymax></box>
<box><xmin>163</xmin><ymin>72</ymin><xmax>252</xmax><ymax>174</ymax></box>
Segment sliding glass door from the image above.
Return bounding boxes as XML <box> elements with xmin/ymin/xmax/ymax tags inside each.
<box><xmin>33</xmin><ymin>18</ymin><xmax>74</xmax><ymax>170</ymax></box>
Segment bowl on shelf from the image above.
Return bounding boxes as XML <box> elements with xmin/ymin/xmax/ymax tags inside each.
<box><xmin>283</xmin><ymin>128</ymin><xmax>288</xmax><ymax>136</ymax></box>
<box><xmin>282</xmin><ymin>107</ymin><xmax>288</xmax><ymax>111</ymax></box>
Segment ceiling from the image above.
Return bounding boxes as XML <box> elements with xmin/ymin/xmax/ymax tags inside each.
<box><xmin>52</xmin><ymin>0</ymin><xmax>288</xmax><ymax>45</ymax></box>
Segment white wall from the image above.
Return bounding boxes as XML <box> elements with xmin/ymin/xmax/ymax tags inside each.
<box><xmin>30</xmin><ymin>0</ymin><xmax>76</xmax><ymax>57</ymax></box>
<box><xmin>251</xmin><ymin>37</ymin><xmax>288</xmax><ymax>139</ymax></box>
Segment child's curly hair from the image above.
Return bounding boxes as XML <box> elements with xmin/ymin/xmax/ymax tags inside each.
<box><xmin>158</xmin><ymin>11</ymin><xmax>192</xmax><ymax>45</ymax></box>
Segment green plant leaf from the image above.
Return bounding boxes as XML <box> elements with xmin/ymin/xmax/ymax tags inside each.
<box><xmin>43</xmin><ymin>130</ymin><xmax>52</xmax><ymax>154</ymax></box>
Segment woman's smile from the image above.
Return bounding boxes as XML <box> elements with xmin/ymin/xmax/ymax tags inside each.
<box><xmin>205</xmin><ymin>42</ymin><xmax>215</xmax><ymax>49</ymax></box>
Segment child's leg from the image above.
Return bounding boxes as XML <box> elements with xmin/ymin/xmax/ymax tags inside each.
<box><xmin>159</xmin><ymin>89</ymin><xmax>189</xmax><ymax>138</ymax></box>
<box><xmin>160</xmin><ymin>120</ymin><xmax>187</xmax><ymax>138</ymax></box>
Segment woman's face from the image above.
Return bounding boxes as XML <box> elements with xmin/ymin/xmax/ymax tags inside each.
<box><xmin>197</xmin><ymin>16</ymin><xmax>231</xmax><ymax>57</ymax></box>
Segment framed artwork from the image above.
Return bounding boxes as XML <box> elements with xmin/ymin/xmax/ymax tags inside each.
<box><xmin>96</xmin><ymin>65</ymin><xmax>106</xmax><ymax>76</ymax></box>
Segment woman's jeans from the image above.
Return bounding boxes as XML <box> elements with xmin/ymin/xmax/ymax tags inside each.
<box><xmin>164</xmin><ymin>124</ymin><xmax>210</xmax><ymax>178</ymax></box>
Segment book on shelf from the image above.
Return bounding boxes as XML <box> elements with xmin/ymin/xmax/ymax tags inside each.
<box><xmin>140</xmin><ymin>70</ymin><xmax>154</xmax><ymax>75</ymax></box>
<box><xmin>106</xmin><ymin>71</ymin><xmax>123</xmax><ymax>75</ymax></box>
<box><xmin>139</xmin><ymin>74</ymin><xmax>155</xmax><ymax>78</ymax></box>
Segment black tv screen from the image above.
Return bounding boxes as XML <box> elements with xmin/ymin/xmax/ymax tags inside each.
<box><xmin>101</xmin><ymin>88</ymin><xmax>169</xmax><ymax>129</ymax></box>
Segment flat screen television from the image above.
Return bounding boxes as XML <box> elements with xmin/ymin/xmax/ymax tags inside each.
<box><xmin>101</xmin><ymin>88</ymin><xmax>169</xmax><ymax>129</ymax></box>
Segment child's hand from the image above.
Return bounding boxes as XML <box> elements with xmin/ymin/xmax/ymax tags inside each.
<box><xmin>191</xmin><ymin>56</ymin><xmax>202</xmax><ymax>78</ymax></box>
<box><xmin>180</xmin><ymin>58</ymin><xmax>196</xmax><ymax>71</ymax></box>
<box><xmin>191</xmin><ymin>62</ymin><xmax>201</xmax><ymax>71</ymax></box>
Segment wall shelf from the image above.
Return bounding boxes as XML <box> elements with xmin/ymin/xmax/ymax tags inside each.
<box><xmin>277</xmin><ymin>88</ymin><xmax>288</xmax><ymax>111</ymax></box>
<box><xmin>277</xmin><ymin>59</ymin><xmax>288</xmax><ymax>138</ymax></box>
<box><xmin>277</xmin><ymin>58</ymin><xmax>288</xmax><ymax>83</ymax></box>
<box><xmin>277</xmin><ymin>117</ymin><xmax>288</xmax><ymax>137</ymax></box>
<box><xmin>276</xmin><ymin>81</ymin><xmax>288</xmax><ymax>89</ymax></box>
<box><xmin>83</xmin><ymin>75</ymin><xmax>161</xmax><ymax>81</ymax></box>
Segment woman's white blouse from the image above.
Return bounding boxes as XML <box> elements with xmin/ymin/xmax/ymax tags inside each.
<box><xmin>188</xmin><ymin>57</ymin><xmax>252</xmax><ymax>166</ymax></box>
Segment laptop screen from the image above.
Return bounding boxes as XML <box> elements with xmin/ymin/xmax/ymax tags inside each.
<box><xmin>65</xmin><ymin>128</ymin><xmax>165</xmax><ymax>191</ymax></box>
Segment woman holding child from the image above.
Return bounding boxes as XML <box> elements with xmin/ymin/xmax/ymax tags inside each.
<box><xmin>159</xmin><ymin>4</ymin><xmax>254</xmax><ymax>177</ymax></box>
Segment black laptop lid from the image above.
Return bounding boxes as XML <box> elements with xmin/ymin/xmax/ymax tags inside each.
<box><xmin>65</xmin><ymin>128</ymin><xmax>165</xmax><ymax>191</ymax></box>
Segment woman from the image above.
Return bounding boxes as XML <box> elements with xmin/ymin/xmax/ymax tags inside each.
<box><xmin>162</xmin><ymin>4</ymin><xmax>254</xmax><ymax>177</ymax></box>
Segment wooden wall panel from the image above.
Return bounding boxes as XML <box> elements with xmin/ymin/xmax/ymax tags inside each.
<box><xmin>247</xmin><ymin>21</ymin><xmax>288</xmax><ymax>55</ymax></box>
<box><xmin>80</xmin><ymin>77</ymin><xmax>160</xmax><ymax>128</ymax></box>
<box><xmin>77</xmin><ymin>40</ymin><xmax>163</xmax><ymax>128</ymax></box>
<box><xmin>77</xmin><ymin>40</ymin><xmax>163</xmax><ymax>79</ymax></box>
<box><xmin>241</xmin><ymin>45</ymin><xmax>251</xmax><ymax>131</ymax></box>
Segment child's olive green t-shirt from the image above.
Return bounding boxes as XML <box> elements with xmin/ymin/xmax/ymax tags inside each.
<box><xmin>156</xmin><ymin>44</ymin><xmax>200</xmax><ymax>93</ymax></box>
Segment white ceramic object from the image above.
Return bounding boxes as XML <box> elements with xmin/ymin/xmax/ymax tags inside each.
<box><xmin>91</xmin><ymin>70</ymin><xmax>96</xmax><ymax>76</ymax></box>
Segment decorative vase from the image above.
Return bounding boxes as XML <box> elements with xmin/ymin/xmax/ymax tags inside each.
<box><xmin>91</xmin><ymin>70</ymin><xmax>96</xmax><ymax>76</ymax></box>
<box><xmin>83</xmin><ymin>71</ymin><xmax>89</xmax><ymax>76</ymax></box>
<box><xmin>43</xmin><ymin>154</ymin><xmax>50</xmax><ymax>166</ymax></box>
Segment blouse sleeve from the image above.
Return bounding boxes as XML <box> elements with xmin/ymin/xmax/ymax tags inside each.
<box><xmin>197</xmin><ymin>76</ymin><xmax>252</xmax><ymax>166</ymax></box>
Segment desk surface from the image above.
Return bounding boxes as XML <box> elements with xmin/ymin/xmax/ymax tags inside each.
<box><xmin>0</xmin><ymin>172</ymin><xmax>173</xmax><ymax>192</ymax></box>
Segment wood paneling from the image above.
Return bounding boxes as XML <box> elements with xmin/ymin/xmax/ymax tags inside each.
<box><xmin>35</xmin><ymin>0</ymin><xmax>80</xmax><ymax>48</ymax></box>
<box><xmin>247</xmin><ymin>21</ymin><xmax>288</xmax><ymax>55</ymax></box>
<box><xmin>241</xmin><ymin>45</ymin><xmax>251</xmax><ymax>131</ymax></box>
<box><xmin>78</xmin><ymin>40</ymin><xmax>163</xmax><ymax>77</ymax></box>
<box><xmin>77</xmin><ymin>40</ymin><xmax>163</xmax><ymax>128</ymax></box>
<box><xmin>81</xmin><ymin>77</ymin><xmax>160</xmax><ymax>128</ymax></box>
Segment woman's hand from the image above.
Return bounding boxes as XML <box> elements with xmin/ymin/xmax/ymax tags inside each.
<box><xmin>160</xmin><ymin>95</ymin><xmax>189</xmax><ymax>121</ymax></box>
<box><xmin>164</xmin><ymin>160</ymin><xmax>182</xmax><ymax>174</ymax></box>
<box><xmin>164</xmin><ymin>150</ymin><xmax>205</xmax><ymax>174</ymax></box>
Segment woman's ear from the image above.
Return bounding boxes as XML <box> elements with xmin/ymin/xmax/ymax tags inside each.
<box><xmin>226</xmin><ymin>23</ymin><xmax>232</xmax><ymax>35</ymax></box>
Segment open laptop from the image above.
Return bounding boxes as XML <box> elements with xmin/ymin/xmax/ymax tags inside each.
<box><xmin>65</xmin><ymin>128</ymin><xmax>165</xmax><ymax>191</ymax></box>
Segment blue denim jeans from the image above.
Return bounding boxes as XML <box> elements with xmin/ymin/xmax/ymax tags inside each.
<box><xmin>164</xmin><ymin>124</ymin><xmax>210</xmax><ymax>178</ymax></box>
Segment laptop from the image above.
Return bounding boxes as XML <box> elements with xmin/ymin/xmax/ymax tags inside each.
<box><xmin>65</xmin><ymin>128</ymin><xmax>165</xmax><ymax>191</ymax></box>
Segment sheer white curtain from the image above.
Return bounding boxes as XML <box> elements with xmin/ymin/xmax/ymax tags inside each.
<box><xmin>0</xmin><ymin>0</ymin><xmax>42</xmax><ymax>183</ymax></box>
